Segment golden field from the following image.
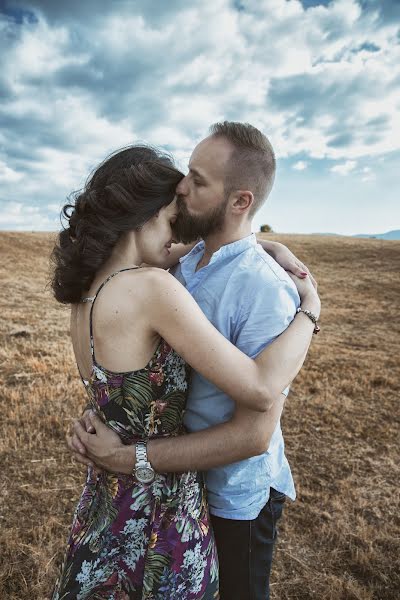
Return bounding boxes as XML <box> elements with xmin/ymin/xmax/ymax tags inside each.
<box><xmin>0</xmin><ymin>231</ymin><xmax>399</xmax><ymax>600</ymax></box>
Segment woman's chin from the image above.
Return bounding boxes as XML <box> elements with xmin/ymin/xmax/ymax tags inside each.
<box><xmin>146</xmin><ymin>251</ymin><xmax>169</xmax><ymax>268</ymax></box>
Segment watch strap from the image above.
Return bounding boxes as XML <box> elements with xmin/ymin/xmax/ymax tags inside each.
<box><xmin>135</xmin><ymin>441</ymin><xmax>148</xmax><ymax>466</ymax></box>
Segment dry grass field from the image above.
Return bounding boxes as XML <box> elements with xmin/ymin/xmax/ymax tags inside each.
<box><xmin>0</xmin><ymin>231</ymin><xmax>399</xmax><ymax>600</ymax></box>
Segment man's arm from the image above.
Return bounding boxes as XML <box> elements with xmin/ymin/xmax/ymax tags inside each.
<box><xmin>69</xmin><ymin>395</ymin><xmax>286</xmax><ymax>474</ymax></box>
<box><xmin>148</xmin><ymin>399</ymin><xmax>286</xmax><ymax>471</ymax></box>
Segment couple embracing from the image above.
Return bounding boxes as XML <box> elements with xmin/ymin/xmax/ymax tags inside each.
<box><xmin>51</xmin><ymin>121</ymin><xmax>320</xmax><ymax>599</ymax></box>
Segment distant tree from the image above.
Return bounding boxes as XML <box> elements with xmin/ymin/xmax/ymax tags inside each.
<box><xmin>260</xmin><ymin>224</ymin><xmax>273</xmax><ymax>233</ymax></box>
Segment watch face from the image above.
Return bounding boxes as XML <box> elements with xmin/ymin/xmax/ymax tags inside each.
<box><xmin>136</xmin><ymin>467</ymin><xmax>155</xmax><ymax>484</ymax></box>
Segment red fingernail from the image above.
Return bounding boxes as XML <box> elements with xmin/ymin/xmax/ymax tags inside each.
<box><xmin>301</xmin><ymin>272</ymin><xmax>308</xmax><ymax>276</ymax></box>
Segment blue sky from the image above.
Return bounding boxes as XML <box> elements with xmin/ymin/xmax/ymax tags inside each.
<box><xmin>0</xmin><ymin>0</ymin><xmax>399</xmax><ymax>235</ymax></box>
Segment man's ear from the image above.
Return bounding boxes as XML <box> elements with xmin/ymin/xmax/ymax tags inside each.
<box><xmin>231</xmin><ymin>190</ymin><xmax>254</xmax><ymax>214</ymax></box>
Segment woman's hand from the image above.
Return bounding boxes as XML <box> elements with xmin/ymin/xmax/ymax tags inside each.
<box><xmin>67</xmin><ymin>411</ymin><xmax>132</xmax><ymax>474</ymax></box>
<box><xmin>288</xmin><ymin>273</ymin><xmax>321</xmax><ymax>318</ymax></box>
<box><xmin>257</xmin><ymin>238</ymin><xmax>317</xmax><ymax>289</ymax></box>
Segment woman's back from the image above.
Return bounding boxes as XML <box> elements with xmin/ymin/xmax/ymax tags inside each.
<box><xmin>70</xmin><ymin>267</ymin><xmax>163</xmax><ymax>380</ymax></box>
<box><xmin>70</xmin><ymin>267</ymin><xmax>189</xmax><ymax>440</ymax></box>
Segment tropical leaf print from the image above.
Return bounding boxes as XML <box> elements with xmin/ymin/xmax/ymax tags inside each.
<box><xmin>107</xmin><ymin>385</ymin><xmax>125</xmax><ymax>406</ymax></box>
<box><xmin>157</xmin><ymin>390</ymin><xmax>186</xmax><ymax>433</ymax></box>
<box><xmin>142</xmin><ymin>549</ymin><xmax>171</xmax><ymax>595</ymax></box>
<box><xmin>123</xmin><ymin>371</ymin><xmax>155</xmax><ymax>411</ymax></box>
<box><xmin>84</xmin><ymin>479</ymin><xmax>118</xmax><ymax>553</ymax></box>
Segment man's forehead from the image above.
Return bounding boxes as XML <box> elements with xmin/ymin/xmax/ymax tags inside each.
<box><xmin>189</xmin><ymin>136</ymin><xmax>232</xmax><ymax>177</ymax></box>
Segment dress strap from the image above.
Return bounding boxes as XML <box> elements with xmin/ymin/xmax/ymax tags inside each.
<box><xmin>85</xmin><ymin>267</ymin><xmax>142</xmax><ymax>364</ymax></box>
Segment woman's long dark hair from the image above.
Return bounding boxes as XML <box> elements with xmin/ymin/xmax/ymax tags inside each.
<box><xmin>51</xmin><ymin>145</ymin><xmax>184</xmax><ymax>304</ymax></box>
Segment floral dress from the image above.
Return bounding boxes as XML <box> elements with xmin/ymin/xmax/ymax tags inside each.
<box><xmin>52</xmin><ymin>268</ymin><xmax>219</xmax><ymax>600</ymax></box>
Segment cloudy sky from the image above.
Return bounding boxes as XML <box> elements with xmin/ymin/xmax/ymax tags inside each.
<box><xmin>0</xmin><ymin>0</ymin><xmax>399</xmax><ymax>235</ymax></box>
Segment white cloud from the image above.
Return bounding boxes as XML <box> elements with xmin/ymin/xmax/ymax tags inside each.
<box><xmin>0</xmin><ymin>161</ymin><xmax>23</xmax><ymax>183</ymax></box>
<box><xmin>293</xmin><ymin>161</ymin><xmax>308</xmax><ymax>171</ymax></box>
<box><xmin>330</xmin><ymin>160</ymin><xmax>357</xmax><ymax>175</ymax></box>
<box><xmin>360</xmin><ymin>166</ymin><xmax>376</xmax><ymax>182</ymax></box>
<box><xmin>47</xmin><ymin>203</ymin><xmax>61</xmax><ymax>212</ymax></box>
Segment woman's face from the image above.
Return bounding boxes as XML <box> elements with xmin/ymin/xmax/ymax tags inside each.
<box><xmin>137</xmin><ymin>198</ymin><xmax>178</xmax><ymax>267</ymax></box>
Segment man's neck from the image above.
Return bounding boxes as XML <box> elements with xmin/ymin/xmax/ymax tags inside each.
<box><xmin>198</xmin><ymin>224</ymin><xmax>252</xmax><ymax>269</ymax></box>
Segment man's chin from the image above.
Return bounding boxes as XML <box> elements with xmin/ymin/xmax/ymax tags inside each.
<box><xmin>174</xmin><ymin>196</ymin><xmax>227</xmax><ymax>243</ymax></box>
<box><xmin>173</xmin><ymin>212</ymin><xmax>203</xmax><ymax>244</ymax></box>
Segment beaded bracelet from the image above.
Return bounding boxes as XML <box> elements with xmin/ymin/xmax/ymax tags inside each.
<box><xmin>296</xmin><ymin>307</ymin><xmax>320</xmax><ymax>334</ymax></box>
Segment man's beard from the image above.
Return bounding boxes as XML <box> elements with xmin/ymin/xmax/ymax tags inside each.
<box><xmin>173</xmin><ymin>195</ymin><xmax>229</xmax><ymax>244</ymax></box>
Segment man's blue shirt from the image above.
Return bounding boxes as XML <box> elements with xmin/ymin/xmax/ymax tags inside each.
<box><xmin>172</xmin><ymin>233</ymin><xmax>300</xmax><ymax>519</ymax></box>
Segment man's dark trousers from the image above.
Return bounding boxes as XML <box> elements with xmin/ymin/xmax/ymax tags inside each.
<box><xmin>210</xmin><ymin>487</ymin><xmax>286</xmax><ymax>600</ymax></box>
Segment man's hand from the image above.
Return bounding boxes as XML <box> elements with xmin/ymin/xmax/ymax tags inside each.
<box><xmin>257</xmin><ymin>238</ymin><xmax>317</xmax><ymax>289</ymax></box>
<box><xmin>67</xmin><ymin>411</ymin><xmax>134</xmax><ymax>474</ymax></box>
<box><xmin>66</xmin><ymin>409</ymin><xmax>97</xmax><ymax>469</ymax></box>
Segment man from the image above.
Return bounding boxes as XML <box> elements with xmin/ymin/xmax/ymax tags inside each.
<box><xmin>69</xmin><ymin>121</ymin><xmax>320</xmax><ymax>599</ymax></box>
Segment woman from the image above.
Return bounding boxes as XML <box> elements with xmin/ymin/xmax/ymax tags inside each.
<box><xmin>51</xmin><ymin>145</ymin><xmax>320</xmax><ymax>599</ymax></box>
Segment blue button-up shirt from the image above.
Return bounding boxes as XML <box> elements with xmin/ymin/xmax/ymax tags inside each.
<box><xmin>171</xmin><ymin>233</ymin><xmax>300</xmax><ymax>519</ymax></box>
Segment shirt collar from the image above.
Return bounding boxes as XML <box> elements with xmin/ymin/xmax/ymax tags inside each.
<box><xmin>180</xmin><ymin>233</ymin><xmax>257</xmax><ymax>267</ymax></box>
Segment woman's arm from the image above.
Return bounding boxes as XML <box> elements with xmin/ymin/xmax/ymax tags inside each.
<box><xmin>154</xmin><ymin>236</ymin><xmax>315</xmax><ymax>280</ymax></box>
<box><xmin>257</xmin><ymin>237</ymin><xmax>317</xmax><ymax>286</ymax></box>
<box><xmin>143</xmin><ymin>268</ymin><xmax>320</xmax><ymax>413</ymax></box>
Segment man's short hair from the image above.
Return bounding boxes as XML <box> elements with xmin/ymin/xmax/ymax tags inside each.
<box><xmin>209</xmin><ymin>121</ymin><xmax>276</xmax><ymax>217</ymax></box>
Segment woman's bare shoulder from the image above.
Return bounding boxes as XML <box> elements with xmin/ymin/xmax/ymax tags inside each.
<box><xmin>92</xmin><ymin>267</ymin><xmax>178</xmax><ymax>321</ymax></box>
<box><xmin>121</xmin><ymin>266</ymin><xmax>176</xmax><ymax>293</ymax></box>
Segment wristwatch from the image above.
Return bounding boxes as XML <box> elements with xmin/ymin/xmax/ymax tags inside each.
<box><xmin>134</xmin><ymin>441</ymin><xmax>155</xmax><ymax>484</ymax></box>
